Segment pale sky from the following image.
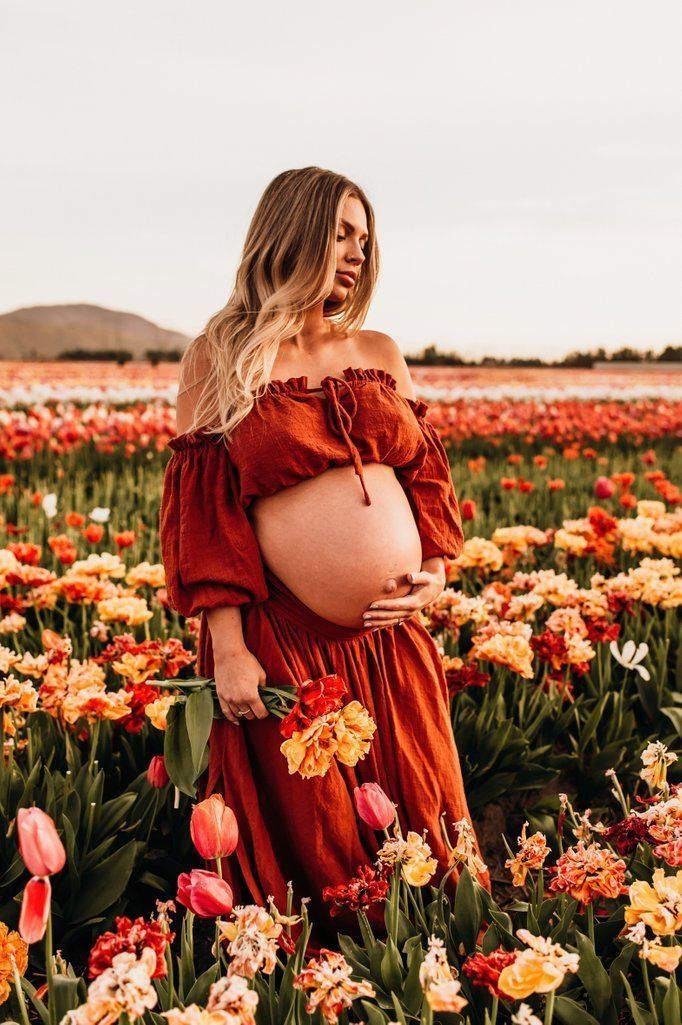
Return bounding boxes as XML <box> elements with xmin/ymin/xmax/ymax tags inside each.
<box><xmin>2</xmin><ymin>0</ymin><xmax>681</xmax><ymax>359</ymax></box>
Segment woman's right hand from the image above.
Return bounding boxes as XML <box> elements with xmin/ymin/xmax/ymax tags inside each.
<box><xmin>213</xmin><ymin>644</ymin><xmax>270</xmax><ymax>724</ymax></box>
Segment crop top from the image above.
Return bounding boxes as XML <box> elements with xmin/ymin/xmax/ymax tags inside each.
<box><xmin>159</xmin><ymin>365</ymin><xmax>463</xmax><ymax>618</ymax></box>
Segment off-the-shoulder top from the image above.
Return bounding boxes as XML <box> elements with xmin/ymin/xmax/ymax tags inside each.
<box><xmin>159</xmin><ymin>366</ymin><xmax>463</xmax><ymax>618</ymax></box>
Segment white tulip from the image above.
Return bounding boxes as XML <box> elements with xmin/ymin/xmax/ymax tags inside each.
<box><xmin>42</xmin><ymin>493</ymin><xmax>57</xmax><ymax>518</ymax></box>
<box><xmin>609</xmin><ymin>639</ymin><xmax>650</xmax><ymax>681</ymax></box>
<box><xmin>89</xmin><ymin>506</ymin><xmax>111</xmax><ymax>523</ymax></box>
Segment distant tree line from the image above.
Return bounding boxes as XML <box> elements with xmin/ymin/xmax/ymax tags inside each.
<box><xmin>57</xmin><ymin>348</ymin><xmax>184</xmax><ymax>365</ymax></box>
<box><xmin>52</xmin><ymin>342</ymin><xmax>681</xmax><ymax>368</ymax></box>
<box><xmin>405</xmin><ymin>343</ymin><xmax>681</xmax><ymax>368</ymax></box>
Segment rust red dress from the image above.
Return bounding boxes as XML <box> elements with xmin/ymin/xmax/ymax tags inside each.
<box><xmin>159</xmin><ymin>366</ymin><xmax>490</xmax><ymax>942</ymax></box>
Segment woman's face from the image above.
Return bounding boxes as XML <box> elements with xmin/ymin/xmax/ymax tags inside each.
<box><xmin>328</xmin><ymin>195</ymin><xmax>368</xmax><ymax>302</ymax></box>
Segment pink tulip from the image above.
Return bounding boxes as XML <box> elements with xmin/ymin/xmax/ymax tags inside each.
<box><xmin>190</xmin><ymin>794</ymin><xmax>239</xmax><ymax>860</ymax></box>
<box><xmin>17</xmin><ymin>808</ymin><xmax>66</xmax><ymax>877</ymax></box>
<box><xmin>147</xmin><ymin>755</ymin><xmax>170</xmax><ymax>788</ymax></box>
<box><xmin>594</xmin><ymin>476</ymin><xmax>616</xmax><ymax>499</ymax></box>
<box><xmin>176</xmin><ymin>869</ymin><xmax>233</xmax><ymax>917</ymax></box>
<box><xmin>354</xmin><ymin>783</ymin><xmax>396</xmax><ymax>830</ymax></box>
<box><xmin>19</xmin><ymin>876</ymin><xmax>51</xmax><ymax>943</ymax></box>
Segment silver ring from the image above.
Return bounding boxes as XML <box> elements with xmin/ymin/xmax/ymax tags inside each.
<box><xmin>236</xmin><ymin>708</ymin><xmax>249</xmax><ymax>717</ymax></box>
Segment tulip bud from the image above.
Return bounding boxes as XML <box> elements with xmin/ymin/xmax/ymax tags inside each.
<box><xmin>594</xmin><ymin>476</ymin><xmax>615</xmax><ymax>499</ymax></box>
<box><xmin>460</xmin><ymin>499</ymin><xmax>477</xmax><ymax>521</ymax></box>
<box><xmin>19</xmin><ymin>876</ymin><xmax>51</xmax><ymax>943</ymax></box>
<box><xmin>190</xmin><ymin>794</ymin><xmax>239</xmax><ymax>860</ymax></box>
<box><xmin>147</xmin><ymin>755</ymin><xmax>170</xmax><ymax>788</ymax></box>
<box><xmin>176</xmin><ymin>869</ymin><xmax>233</xmax><ymax>917</ymax></box>
<box><xmin>354</xmin><ymin>782</ymin><xmax>396</xmax><ymax>831</ymax></box>
<box><xmin>17</xmin><ymin>808</ymin><xmax>66</xmax><ymax>877</ymax></box>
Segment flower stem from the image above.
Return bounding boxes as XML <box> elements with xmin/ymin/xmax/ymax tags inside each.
<box><xmin>45</xmin><ymin>907</ymin><xmax>55</xmax><ymax>1025</ymax></box>
<box><xmin>586</xmin><ymin>902</ymin><xmax>595</xmax><ymax>947</ymax></box>
<box><xmin>12</xmin><ymin>961</ymin><xmax>31</xmax><ymax>1025</ymax></box>
<box><xmin>641</xmin><ymin>959</ymin><xmax>658</xmax><ymax>1024</ymax></box>
<box><xmin>544</xmin><ymin>989</ymin><xmax>555</xmax><ymax>1025</ymax></box>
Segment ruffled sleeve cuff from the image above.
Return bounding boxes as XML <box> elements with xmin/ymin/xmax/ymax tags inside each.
<box><xmin>399</xmin><ymin>399</ymin><xmax>464</xmax><ymax>561</ymax></box>
<box><xmin>159</xmin><ymin>430</ymin><xmax>269</xmax><ymax>618</ymax></box>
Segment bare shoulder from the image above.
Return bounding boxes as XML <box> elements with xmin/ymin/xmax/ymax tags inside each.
<box><xmin>179</xmin><ymin>332</ymin><xmax>213</xmax><ymax>393</ymax></box>
<box><xmin>176</xmin><ymin>333</ymin><xmax>215</xmax><ymax>435</ymax></box>
<box><xmin>358</xmin><ymin>330</ymin><xmax>416</xmax><ymax>400</ymax></box>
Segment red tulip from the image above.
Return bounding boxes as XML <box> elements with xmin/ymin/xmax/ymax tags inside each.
<box><xmin>176</xmin><ymin>869</ymin><xmax>233</xmax><ymax>918</ymax></box>
<box><xmin>460</xmin><ymin>499</ymin><xmax>477</xmax><ymax>521</ymax></box>
<box><xmin>17</xmin><ymin>808</ymin><xmax>66</xmax><ymax>877</ymax></box>
<box><xmin>19</xmin><ymin>876</ymin><xmax>51</xmax><ymax>943</ymax></box>
<box><xmin>354</xmin><ymin>783</ymin><xmax>396</xmax><ymax>831</ymax></box>
<box><xmin>594</xmin><ymin>476</ymin><xmax>616</xmax><ymax>499</ymax></box>
<box><xmin>147</xmin><ymin>755</ymin><xmax>170</xmax><ymax>788</ymax></box>
<box><xmin>190</xmin><ymin>794</ymin><xmax>238</xmax><ymax>860</ymax></box>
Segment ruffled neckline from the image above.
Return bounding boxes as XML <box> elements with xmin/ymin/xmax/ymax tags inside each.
<box><xmin>265</xmin><ymin>365</ymin><xmax>398</xmax><ymax>395</ymax></box>
<box><xmin>167</xmin><ymin>427</ymin><xmax>225</xmax><ymax>451</ymax></box>
<box><xmin>166</xmin><ymin>367</ymin><xmax>429</xmax><ymax>450</ymax></box>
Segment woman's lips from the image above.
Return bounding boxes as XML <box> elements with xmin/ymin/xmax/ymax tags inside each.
<box><xmin>337</xmin><ymin>273</ymin><xmax>355</xmax><ymax>286</ymax></box>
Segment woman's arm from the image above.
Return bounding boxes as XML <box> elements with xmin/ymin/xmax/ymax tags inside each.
<box><xmin>167</xmin><ymin>342</ymin><xmax>268</xmax><ymax>721</ymax></box>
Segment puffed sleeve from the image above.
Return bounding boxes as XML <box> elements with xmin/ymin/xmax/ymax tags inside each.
<box><xmin>159</xmin><ymin>430</ymin><xmax>269</xmax><ymax>618</ymax></box>
<box><xmin>397</xmin><ymin>398</ymin><xmax>464</xmax><ymax>561</ymax></box>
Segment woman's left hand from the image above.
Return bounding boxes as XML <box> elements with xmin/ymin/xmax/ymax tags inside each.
<box><xmin>362</xmin><ymin>558</ymin><xmax>446</xmax><ymax>628</ymax></box>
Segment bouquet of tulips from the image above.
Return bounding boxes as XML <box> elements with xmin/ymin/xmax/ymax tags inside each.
<box><xmin>152</xmin><ymin>672</ymin><xmax>376</xmax><ymax>795</ymax></box>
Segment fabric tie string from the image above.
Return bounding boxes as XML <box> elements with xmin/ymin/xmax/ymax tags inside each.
<box><xmin>320</xmin><ymin>376</ymin><xmax>372</xmax><ymax>505</ymax></box>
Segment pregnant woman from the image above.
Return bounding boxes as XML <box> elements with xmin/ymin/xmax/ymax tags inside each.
<box><xmin>159</xmin><ymin>166</ymin><xmax>490</xmax><ymax>942</ymax></box>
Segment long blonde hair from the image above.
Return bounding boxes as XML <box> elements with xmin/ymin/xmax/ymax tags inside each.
<box><xmin>180</xmin><ymin>167</ymin><xmax>380</xmax><ymax>443</ymax></box>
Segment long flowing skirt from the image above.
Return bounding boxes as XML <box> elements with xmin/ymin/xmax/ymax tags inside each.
<box><xmin>198</xmin><ymin>565</ymin><xmax>490</xmax><ymax>946</ymax></box>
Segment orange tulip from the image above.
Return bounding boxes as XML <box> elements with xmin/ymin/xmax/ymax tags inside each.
<box><xmin>176</xmin><ymin>869</ymin><xmax>233</xmax><ymax>917</ymax></box>
<box><xmin>18</xmin><ymin>876</ymin><xmax>51</xmax><ymax>943</ymax></box>
<box><xmin>82</xmin><ymin>523</ymin><xmax>104</xmax><ymax>542</ymax></box>
<box><xmin>354</xmin><ymin>783</ymin><xmax>396</xmax><ymax>830</ymax></box>
<box><xmin>17</xmin><ymin>808</ymin><xmax>66</xmax><ymax>877</ymax></box>
<box><xmin>189</xmin><ymin>794</ymin><xmax>239</xmax><ymax>860</ymax></box>
<box><xmin>114</xmin><ymin>530</ymin><xmax>136</xmax><ymax>548</ymax></box>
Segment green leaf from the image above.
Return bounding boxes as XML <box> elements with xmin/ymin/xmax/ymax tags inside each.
<box><xmin>662</xmin><ymin>972</ymin><xmax>681</xmax><ymax>1025</ymax></box>
<box><xmin>360</xmin><ymin>999</ymin><xmax>389</xmax><ymax>1025</ymax></box>
<box><xmin>380</xmin><ymin>935</ymin><xmax>404</xmax><ymax>992</ymax></box>
<box><xmin>50</xmin><ymin>976</ymin><xmax>81</xmax><ymax>1022</ymax></box>
<box><xmin>619</xmin><ymin>971</ymin><xmax>652</xmax><ymax>1025</ymax></box>
<box><xmin>609</xmin><ymin>942</ymin><xmax>635</xmax><ymax>1010</ymax></box>
<box><xmin>553</xmin><ymin>995</ymin><xmax>602</xmax><ymax>1025</ymax></box>
<box><xmin>454</xmin><ymin>866</ymin><xmax>481</xmax><ymax>954</ymax></box>
<box><xmin>574</xmin><ymin>929</ymin><xmax>612</xmax><ymax>1018</ymax></box>
<box><xmin>164</xmin><ymin>701</ymin><xmax>198</xmax><ymax>797</ymax></box>
<box><xmin>185</xmin><ymin>965</ymin><xmax>219</xmax><ymax>1006</ymax></box>
<box><xmin>185</xmin><ymin>687</ymin><xmax>214</xmax><ymax>777</ymax></box>
<box><xmin>661</xmin><ymin>707</ymin><xmax>682</xmax><ymax>737</ymax></box>
<box><xmin>402</xmin><ymin>939</ymin><xmax>425</xmax><ymax>1014</ymax></box>
<box><xmin>69</xmin><ymin>839</ymin><xmax>137</xmax><ymax>922</ymax></box>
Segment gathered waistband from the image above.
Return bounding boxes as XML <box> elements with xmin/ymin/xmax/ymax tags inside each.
<box><xmin>262</xmin><ymin>564</ymin><xmax>391</xmax><ymax>641</ymax></box>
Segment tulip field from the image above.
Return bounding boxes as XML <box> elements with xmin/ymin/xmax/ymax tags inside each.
<box><xmin>0</xmin><ymin>362</ymin><xmax>680</xmax><ymax>1025</ymax></box>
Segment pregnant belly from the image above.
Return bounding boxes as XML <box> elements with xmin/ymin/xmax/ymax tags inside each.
<box><xmin>250</xmin><ymin>463</ymin><xmax>423</xmax><ymax>627</ymax></box>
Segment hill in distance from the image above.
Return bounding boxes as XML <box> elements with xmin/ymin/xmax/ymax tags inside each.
<box><xmin>0</xmin><ymin>304</ymin><xmax>192</xmax><ymax>360</ymax></box>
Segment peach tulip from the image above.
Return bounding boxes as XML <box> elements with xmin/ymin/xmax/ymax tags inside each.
<box><xmin>17</xmin><ymin>808</ymin><xmax>66</xmax><ymax>877</ymax></box>
<box><xmin>354</xmin><ymin>783</ymin><xmax>396</xmax><ymax>830</ymax></box>
<box><xmin>176</xmin><ymin>869</ymin><xmax>233</xmax><ymax>918</ymax></box>
<box><xmin>190</xmin><ymin>794</ymin><xmax>239</xmax><ymax>860</ymax></box>
<box><xmin>19</xmin><ymin>876</ymin><xmax>51</xmax><ymax>943</ymax></box>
